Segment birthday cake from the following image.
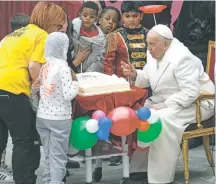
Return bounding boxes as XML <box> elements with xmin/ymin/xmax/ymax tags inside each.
<box><xmin>77</xmin><ymin>72</ymin><xmax>131</xmax><ymax>96</ymax></box>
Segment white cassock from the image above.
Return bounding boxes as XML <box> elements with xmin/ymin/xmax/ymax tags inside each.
<box><xmin>130</xmin><ymin>38</ymin><xmax>215</xmax><ymax>183</ymax></box>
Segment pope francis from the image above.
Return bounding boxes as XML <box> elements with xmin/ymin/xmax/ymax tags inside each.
<box><xmin>121</xmin><ymin>24</ymin><xmax>215</xmax><ymax>184</ymax></box>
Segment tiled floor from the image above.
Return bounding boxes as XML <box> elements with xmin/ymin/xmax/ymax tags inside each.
<box><xmin>35</xmin><ymin>146</ymin><xmax>215</xmax><ymax>184</ymax></box>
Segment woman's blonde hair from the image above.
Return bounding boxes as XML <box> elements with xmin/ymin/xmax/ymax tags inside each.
<box><xmin>30</xmin><ymin>2</ymin><xmax>67</xmax><ymax>33</ymax></box>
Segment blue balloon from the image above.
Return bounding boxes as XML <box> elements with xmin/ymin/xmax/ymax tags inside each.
<box><xmin>98</xmin><ymin>117</ymin><xmax>112</xmax><ymax>130</ymax></box>
<box><xmin>96</xmin><ymin>130</ymin><xmax>110</xmax><ymax>141</ymax></box>
<box><xmin>136</xmin><ymin>106</ymin><xmax>151</xmax><ymax>120</ymax></box>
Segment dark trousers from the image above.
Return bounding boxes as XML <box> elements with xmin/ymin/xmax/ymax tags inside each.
<box><xmin>0</xmin><ymin>116</ymin><xmax>8</xmax><ymax>164</ymax></box>
<box><xmin>0</xmin><ymin>90</ymin><xmax>40</xmax><ymax>184</ymax></box>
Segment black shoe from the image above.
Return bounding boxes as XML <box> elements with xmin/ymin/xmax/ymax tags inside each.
<box><xmin>62</xmin><ymin>169</ymin><xmax>70</xmax><ymax>182</ymax></box>
<box><xmin>66</xmin><ymin>160</ymin><xmax>80</xmax><ymax>169</ymax></box>
<box><xmin>108</xmin><ymin>156</ymin><xmax>122</xmax><ymax>166</ymax></box>
<box><xmin>81</xmin><ymin>159</ymin><xmax>96</xmax><ymax>164</ymax></box>
<box><xmin>130</xmin><ymin>172</ymin><xmax>147</xmax><ymax>181</ymax></box>
<box><xmin>141</xmin><ymin>178</ymin><xmax>148</xmax><ymax>184</ymax></box>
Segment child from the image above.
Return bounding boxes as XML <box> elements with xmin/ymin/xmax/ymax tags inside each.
<box><xmin>103</xmin><ymin>1</ymin><xmax>148</xmax><ymax>168</ymax></box>
<box><xmin>99</xmin><ymin>6</ymin><xmax>121</xmax><ymax>35</ymax></box>
<box><xmin>72</xmin><ymin>1</ymin><xmax>106</xmax><ymax>73</ymax></box>
<box><xmin>104</xmin><ymin>1</ymin><xmax>148</xmax><ymax>78</ymax></box>
<box><xmin>10</xmin><ymin>13</ymin><xmax>30</xmax><ymax>32</ymax></box>
<box><xmin>36</xmin><ymin>32</ymin><xmax>79</xmax><ymax>184</ymax></box>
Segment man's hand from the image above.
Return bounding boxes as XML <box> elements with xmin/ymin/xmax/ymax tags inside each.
<box><xmin>121</xmin><ymin>61</ymin><xmax>137</xmax><ymax>80</ymax></box>
<box><xmin>73</xmin><ymin>47</ymin><xmax>92</xmax><ymax>67</ymax></box>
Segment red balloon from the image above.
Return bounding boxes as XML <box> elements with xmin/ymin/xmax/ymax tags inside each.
<box><xmin>107</xmin><ymin>107</ymin><xmax>139</xmax><ymax>136</ymax></box>
<box><xmin>139</xmin><ymin>5</ymin><xmax>167</xmax><ymax>14</ymax></box>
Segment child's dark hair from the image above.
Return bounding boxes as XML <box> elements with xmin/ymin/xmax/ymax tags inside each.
<box><xmin>10</xmin><ymin>13</ymin><xmax>30</xmax><ymax>32</ymax></box>
<box><xmin>81</xmin><ymin>1</ymin><xmax>99</xmax><ymax>15</ymax></box>
<box><xmin>100</xmin><ymin>6</ymin><xmax>121</xmax><ymax>28</ymax></box>
<box><xmin>121</xmin><ymin>1</ymin><xmax>141</xmax><ymax>14</ymax></box>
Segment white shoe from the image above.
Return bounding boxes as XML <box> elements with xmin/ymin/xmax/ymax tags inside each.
<box><xmin>0</xmin><ymin>170</ymin><xmax>14</xmax><ymax>183</ymax></box>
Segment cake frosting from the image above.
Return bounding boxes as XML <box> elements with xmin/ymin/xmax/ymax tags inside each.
<box><xmin>77</xmin><ymin>72</ymin><xmax>131</xmax><ymax>96</ymax></box>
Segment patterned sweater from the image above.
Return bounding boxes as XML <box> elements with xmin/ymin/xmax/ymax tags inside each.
<box><xmin>37</xmin><ymin>59</ymin><xmax>78</xmax><ymax>120</ymax></box>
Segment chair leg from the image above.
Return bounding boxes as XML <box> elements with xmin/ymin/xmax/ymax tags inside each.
<box><xmin>203</xmin><ymin>135</ymin><xmax>215</xmax><ymax>175</ymax></box>
<box><xmin>182</xmin><ymin>139</ymin><xmax>190</xmax><ymax>184</ymax></box>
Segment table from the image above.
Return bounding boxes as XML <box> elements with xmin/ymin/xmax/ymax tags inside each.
<box><xmin>72</xmin><ymin>85</ymin><xmax>148</xmax><ymax>184</ymax></box>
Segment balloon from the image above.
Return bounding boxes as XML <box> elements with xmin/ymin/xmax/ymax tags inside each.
<box><xmin>92</xmin><ymin>110</ymin><xmax>106</xmax><ymax>120</ymax></box>
<box><xmin>139</xmin><ymin>5</ymin><xmax>167</xmax><ymax>14</ymax></box>
<box><xmin>137</xmin><ymin>119</ymin><xmax>162</xmax><ymax>143</ymax></box>
<box><xmin>96</xmin><ymin>130</ymin><xmax>110</xmax><ymax>141</ymax></box>
<box><xmin>147</xmin><ymin>109</ymin><xmax>160</xmax><ymax>124</ymax></box>
<box><xmin>86</xmin><ymin>119</ymin><xmax>99</xmax><ymax>133</ymax></box>
<box><xmin>108</xmin><ymin>107</ymin><xmax>139</xmax><ymax>136</ymax></box>
<box><xmin>137</xmin><ymin>141</ymin><xmax>151</xmax><ymax>148</ymax></box>
<box><xmin>98</xmin><ymin>117</ymin><xmax>112</xmax><ymax>130</ymax></box>
<box><xmin>138</xmin><ymin>120</ymin><xmax>150</xmax><ymax>131</ymax></box>
<box><xmin>70</xmin><ymin>116</ymin><xmax>98</xmax><ymax>150</ymax></box>
<box><xmin>136</xmin><ymin>106</ymin><xmax>151</xmax><ymax>120</ymax></box>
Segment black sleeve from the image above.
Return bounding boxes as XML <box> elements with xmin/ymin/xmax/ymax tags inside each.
<box><xmin>66</xmin><ymin>21</ymin><xmax>77</xmax><ymax>72</ymax></box>
<box><xmin>99</xmin><ymin>0</ymin><xmax>106</xmax><ymax>9</ymax></box>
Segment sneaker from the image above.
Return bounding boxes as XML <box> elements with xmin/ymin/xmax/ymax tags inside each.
<box><xmin>108</xmin><ymin>156</ymin><xmax>122</xmax><ymax>166</ymax></box>
<box><xmin>1</xmin><ymin>165</ymin><xmax>13</xmax><ymax>175</ymax></box>
<box><xmin>0</xmin><ymin>170</ymin><xmax>14</xmax><ymax>182</ymax></box>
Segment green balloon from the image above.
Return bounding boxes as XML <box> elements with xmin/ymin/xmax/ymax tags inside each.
<box><xmin>69</xmin><ymin>116</ymin><xmax>98</xmax><ymax>150</ymax></box>
<box><xmin>137</xmin><ymin>120</ymin><xmax>162</xmax><ymax>143</ymax></box>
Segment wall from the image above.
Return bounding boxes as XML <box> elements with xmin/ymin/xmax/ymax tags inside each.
<box><xmin>0</xmin><ymin>1</ymin><xmax>82</xmax><ymax>39</ymax></box>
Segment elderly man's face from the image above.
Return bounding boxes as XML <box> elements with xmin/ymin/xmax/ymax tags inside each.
<box><xmin>147</xmin><ymin>31</ymin><xmax>167</xmax><ymax>61</ymax></box>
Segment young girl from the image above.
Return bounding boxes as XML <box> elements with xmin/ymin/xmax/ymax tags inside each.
<box><xmin>36</xmin><ymin>32</ymin><xmax>78</xmax><ymax>184</ymax></box>
<box><xmin>97</xmin><ymin>6</ymin><xmax>121</xmax><ymax>76</ymax></box>
<box><xmin>99</xmin><ymin>6</ymin><xmax>123</xmax><ymax>168</ymax></box>
<box><xmin>99</xmin><ymin>6</ymin><xmax>121</xmax><ymax>35</ymax></box>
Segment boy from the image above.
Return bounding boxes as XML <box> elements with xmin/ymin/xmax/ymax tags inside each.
<box><xmin>104</xmin><ymin>1</ymin><xmax>148</xmax><ymax>78</ymax></box>
<box><xmin>10</xmin><ymin>13</ymin><xmax>30</xmax><ymax>32</ymax></box>
<box><xmin>103</xmin><ymin>1</ymin><xmax>148</xmax><ymax>177</ymax></box>
<box><xmin>72</xmin><ymin>1</ymin><xmax>106</xmax><ymax>73</ymax></box>
<box><xmin>0</xmin><ymin>13</ymin><xmax>30</xmax><ymax>182</ymax></box>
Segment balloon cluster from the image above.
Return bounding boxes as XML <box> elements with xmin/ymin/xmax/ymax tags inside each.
<box><xmin>69</xmin><ymin>106</ymin><xmax>162</xmax><ymax>151</ymax></box>
<box><xmin>136</xmin><ymin>107</ymin><xmax>162</xmax><ymax>148</ymax></box>
<box><xmin>69</xmin><ymin>110</ymin><xmax>112</xmax><ymax>150</ymax></box>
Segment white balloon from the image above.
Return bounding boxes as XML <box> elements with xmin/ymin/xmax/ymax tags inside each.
<box><xmin>86</xmin><ymin>119</ymin><xmax>99</xmax><ymax>133</ymax></box>
<box><xmin>137</xmin><ymin>141</ymin><xmax>151</xmax><ymax>148</ymax></box>
<box><xmin>147</xmin><ymin>109</ymin><xmax>159</xmax><ymax>124</ymax></box>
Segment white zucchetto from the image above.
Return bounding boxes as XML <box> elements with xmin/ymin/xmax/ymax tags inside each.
<box><xmin>151</xmin><ymin>24</ymin><xmax>173</xmax><ymax>40</ymax></box>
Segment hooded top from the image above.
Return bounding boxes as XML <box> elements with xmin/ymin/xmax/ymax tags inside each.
<box><xmin>45</xmin><ymin>32</ymin><xmax>69</xmax><ymax>61</ymax></box>
<box><xmin>37</xmin><ymin>32</ymin><xmax>79</xmax><ymax>120</ymax></box>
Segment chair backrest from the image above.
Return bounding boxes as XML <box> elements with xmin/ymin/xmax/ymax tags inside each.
<box><xmin>206</xmin><ymin>40</ymin><xmax>215</xmax><ymax>84</ymax></box>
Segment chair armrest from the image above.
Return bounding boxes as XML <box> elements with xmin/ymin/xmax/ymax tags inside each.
<box><xmin>196</xmin><ymin>93</ymin><xmax>215</xmax><ymax>129</ymax></box>
<box><xmin>198</xmin><ymin>93</ymin><xmax>215</xmax><ymax>100</ymax></box>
